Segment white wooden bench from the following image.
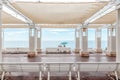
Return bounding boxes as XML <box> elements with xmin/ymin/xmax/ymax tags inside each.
<box><xmin>46</xmin><ymin>47</ymin><xmax>71</xmax><ymax>54</ymax></box>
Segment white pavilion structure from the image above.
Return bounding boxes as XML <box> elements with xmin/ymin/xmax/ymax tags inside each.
<box><xmin>0</xmin><ymin>0</ymin><xmax>120</xmax><ymax>80</ymax></box>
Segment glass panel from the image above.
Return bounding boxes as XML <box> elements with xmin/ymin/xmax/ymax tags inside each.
<box><xmin>101</xmin><ymin>28</ymin><xmax>107</xmax><ymax>50</ymax></box>
<box><xmin>76</xmin><ymin>31</ymin><xmax>79</xmax><ymax>38</ymax></box>
<box><xmin>4</xmin><ymin>28</ymin><xmax>29</xmax><ymax>48</ymax></box>
<box><xmin>108</xmin><ymin>29</ymin><xmax>111</xmax><ymax>36</ymax></box>
<box><xmin>42</xmin><ymin>28</ymin><xmax>75</xmax><ymax>50</ymax></box>
<box><xmin>97</xmin><ymin>30</ymin><xmax>101</xmax><ymax>38</ymax></box>
<box><xmin>83</xmin><ymin>31</ymin><xmax>86</xmax><ymax>36</ymax></box>
<box><xmin>88</xmin><ymin>28</ymin><xmax>95</xmax><ymax>49</ymax></box>
<box><xmin>112</xmin><ymin>28</ymin><xmax>116</xmax><ymax>36</ymax></box>
<box><xmin>31</xmin><ymin>28</ymin><xmax>34</xmax><ymax>36</ymax></box>
<box><xmin>37</xmin><ymin>31</ymin><xmax>41</xmax><ymax>38</ymax></box>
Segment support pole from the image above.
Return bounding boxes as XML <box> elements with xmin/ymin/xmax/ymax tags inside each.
<box><xmin>106</xmin><ymin>28</ymin><xmax>116</xmax><ymax>57</ymax></box>
<box><xmin>0</xmin><ymin>1</ymin><xmax>2</xmax><ymax>62</ymax></box>
<box><xmin>34</xmin><ymin>28</ymin><xmax>37</xmax><ymax>53</ymax></box>
<box><xmin>2</xmin><ymin>29</ymin><xmax>4</xmax><ymax>49</ymax></box>
<box><xmin>28</xmin><ymin>27</ymin><xmax>37</xmax><ymax>57</ymax></box>
<box><xmin>37</xmin><ymin>28</ymin><xmax>42</xmax><ymax>53</ymax></box>
<box><xmin>0</xmin><ymin>28</ymin><xmax>2</xmax><ymax>62</ymax></box>
<box><xmin>107</xmin><ymin>28</ymin><xmax>110</xmax><ymax>53</ymax></box>
<box><xmin>116</xmin><ymin>8</ymin><xmax>120</xmax><ymax>79</ymax></box>
<box><xmin>95</xmin><ymin>28</ymin><xmax>102</xmax><ymax>53</ymax></box>
<box><xmin>75</xmin><ymin>28</ymin><xmax>80</xmax><ymax>53</ymax></box>
<box><xmin>80</xmin><ymin>28</ymin><xmax>89</xmax><ymax>57</ymax></box>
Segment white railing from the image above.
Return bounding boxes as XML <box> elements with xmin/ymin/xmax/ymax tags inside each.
<box><xmin>0</xmin><ymin>62</ymin><xmax>119</xmax><ymax>80</ymax></box>
<box><xmin>0</xmin><ymin>62</ymin><xmax>119</xmax><ymax>72</ymax></box>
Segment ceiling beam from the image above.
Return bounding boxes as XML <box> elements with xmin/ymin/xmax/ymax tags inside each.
<box><xmin>116</xmin><ymin>4</ymin><xmax>120</xmax><ymax>9</ymax></box>
<box><xmin>1</xmin><ymin>0</ymin><xmax>33</xmax><ymax>25</ymax></box>
<box><xmin>1</xmin><ymin>23</ymin><xmax>108</xmax><ymax>26</ymax></box>
<box><xmin>84</xmin><ymin>0</ymin><xmax>120</xmax><ymax>25</ymax></box>
<box><xmin>0</xmin><ymin>23</ymin><xmax>110</xmax><ymax>28</ymax></box>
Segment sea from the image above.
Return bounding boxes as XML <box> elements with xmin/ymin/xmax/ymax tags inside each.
<box><xmin>3</xmin><ymin>40</ymin><xmax>107</xmax><ymax>50</ymax></box>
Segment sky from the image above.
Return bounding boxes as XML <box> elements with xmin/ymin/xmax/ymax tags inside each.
<box><xmin>4</xmin><ymin>28</ymin><xmax>107</xmax><ymax>41</ymax></box>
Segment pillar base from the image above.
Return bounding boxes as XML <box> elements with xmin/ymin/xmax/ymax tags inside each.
<box><xmin>28</xmin><ymin>52</ymin><xmax>37</xmax><ymax>58</ymax></box>
<box><xmin>75</xmin><ymin>49</ymin><xmax>80</xmax><ymax>53</ymax></box>
<box><xmin>80</xmin><ymin>51</ymin><xmax>89</xmax><ymax>57</ymax></box>
<box><xmin>106</xmin><ymin>52</ymin><xmax>116</xmax><ymax>57</ymax></box>
<box><xmin>36</xmin><ymin>49</ymin><xmax>42</xmax><ymax>53</ymax></box>
<box><xmin>95</xmin><ymin>49</ymin><xmax>102</xmax><ymax>53</ymax></box>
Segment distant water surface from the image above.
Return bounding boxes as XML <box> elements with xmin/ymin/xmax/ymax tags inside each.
<box><xmin>4</xmin><ymin>40</ymin><xmax>107</xmax><ymax>50</ymax></box>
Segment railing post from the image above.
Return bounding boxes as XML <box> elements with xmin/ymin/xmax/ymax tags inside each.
<box><xmin>77</xmin><ymin>71</ymin><xmax>80</xmax><ymax>80</ymax></box>
<box><xmin>69</xmin><ymin>71</ymin><xmax>72</xmax><ymax>80</ymax></box>
<box><xmin>115</xmin><ymin>71</ymin><xmax>118</xmax><ymax>80</ymax></box>
<box><xmin>47</xmin><ymin>71</ymin><xmax>50</xmax><ymax>80</ymax></box>
<box><xmin>1</xmin><ymin>71</ymin><xmax>5</xmax><ymax>80</ymax></box>
<box><xmin>39</xmin><ymin>71</ymin><xmax>42</xmax><ymax>80</ymax></box>
<box><xmin>47</xmin><ymin>64</ymin><xmax>50</xmax><ymax>80</ymax></box>
<box><xmin>68</xmin><ymin>64</ymin><xmax>72</xmax><ymax>80</ymax></box>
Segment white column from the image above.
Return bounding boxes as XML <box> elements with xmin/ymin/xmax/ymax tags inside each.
<box><xmin>81</xmin><ymin>28</ymin><xmax>89</xmax><ymax>57</ymax></box>
<box><xmin>37</xmin><ymin>28</ymin><xmax>42</xmax><ymax>53</ymax></box>
<box><xmin>107</xmin><ymin>28</ymin><xmax>116</xmax><ymax>56</ymax></box>
<box><xmin>28</xmin><ymin>27</ymin><xmax>37</xmax><ymax>56</ymax></box>
<box><xmin>0</xmin><ymin>28</ymin><xmax>2</xmax><ymax>62</ymax></box>
<box><xmin>116</xmin><ymin>8</ymin><xmax>120</xmax><ymax>80</ymax></box>
<box><xmin>95</xmin><ymin>28</ymin><xmax>102</xmax><ymax>53</ymax></box>
<box><xmin>29</xmin><ymin>28</ymin><xmax>35</xmax><ymax>52</ymax></box>
<box><xmin>75</xmin><ymin>28</ymin><xmax>80</xmax><ymax>53</ymax></box>
<box><xmin>108</xmin><ymin>28</ymin><xmax>113</xmax><ymax>52</ymax></box>
<box><xmin>116</xmin><ymin>9</ymin><xmax>120</xmax><ymax>61</ymax></box>
<box><xmin>107</xmin><ymin>28</ymin><xmax>110</xmax><ymax>52</ymax></box>
<box><xmin>34</xmin><ymin>28</ymin><xmax>37</xmax><ymax>52</ymax></box>
<box><xmin>0</xmin><ymin>1</ymin><xmax>2</xmax><ymax>62</ymax></box>
<box><xmin>2</xmin><ymin>29</ymin><xmax>4</xmax><ymax>49</ymax></box>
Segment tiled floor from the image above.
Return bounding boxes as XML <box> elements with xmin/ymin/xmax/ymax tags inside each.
<box><xmin>2</xmin><ymin>53</ymin><xmax>116</xmax><ymax>62</ymax></box>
